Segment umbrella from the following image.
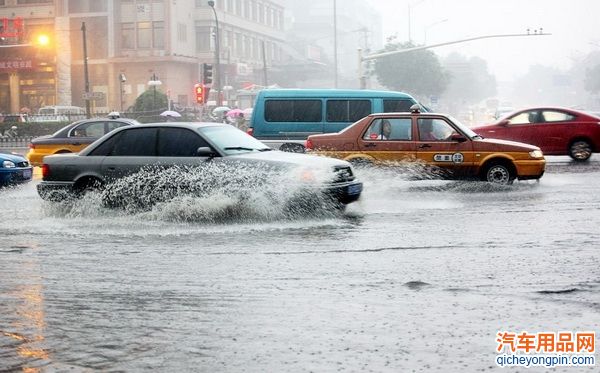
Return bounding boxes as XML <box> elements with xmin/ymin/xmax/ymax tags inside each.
<box><xmin>212</xmin><ymin>106</ymin><xmax>231</xmax><ymax>115</ymax></box>
<box><xmin>226</xmin><ymin>109</ymin><xmax>244</xmax><ymax>117</ymax></box>
<box><xmin>160</xmin><ymin>110</ymin><xmax>181</xmax><ymax>117</ymax></box>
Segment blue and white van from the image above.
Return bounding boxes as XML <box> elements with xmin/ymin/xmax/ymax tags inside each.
<box><xmin>248</xmin><ymin>89</ymin><xmax>421</xmax><ymax>151</ymax></box>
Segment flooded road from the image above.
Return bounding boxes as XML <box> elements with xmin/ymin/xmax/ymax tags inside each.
<box><xmin>1</xmin><ymin>160</ymin><xmax>599</xmax><ymax>372</ymax></box>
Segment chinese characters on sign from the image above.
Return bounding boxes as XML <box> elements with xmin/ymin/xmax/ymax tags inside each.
<box><xmin>497</xmin><ymin>331</ymin><xmax>595</xmax><ymax>354</ymax></box>
<box><xmin>0</xmin><ymin>60</ymin><xmax>34</xmax><ymax>71</ymax></box>
<box><xmin>0</xmin><ymin>17</ymin><xmax>25</xmax><ymax>38</ymax></box>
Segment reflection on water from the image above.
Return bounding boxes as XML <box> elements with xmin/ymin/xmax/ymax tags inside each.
<box><xmin>1</xmin><ymin>254</ymin><xmax>50</xmax><ymax>372</ymax></box>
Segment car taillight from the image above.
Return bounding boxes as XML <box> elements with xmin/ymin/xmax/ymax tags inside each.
<box><xmin>246</xmin><ymin>127</ymin><xmax>254</xmax><ymax>136</ymax></box>
<box><xmin>41</xmin><ymin>164</ymin><xmax>50</xmax><ymax>179</ymax></box>
<box><xmin>305</xmin><ymin>139</ymin><xmax>313</xmax><ymax>150</ymax></box>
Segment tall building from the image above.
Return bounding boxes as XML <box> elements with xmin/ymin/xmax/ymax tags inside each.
<box><xmin>0</xmin><ymin>0</ymin><xmax>285</xmax><ymax>114</ymax></box>
<box><xmin>284</xmin><ymin>0</ymin><xmax>382</xmax><ymax>88</ymax></box>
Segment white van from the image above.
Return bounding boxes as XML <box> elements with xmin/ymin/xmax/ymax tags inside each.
<box><xmin>36</xmin><ymin>106</ymin><xmax>86</xmax><ymax>122</ymax></box>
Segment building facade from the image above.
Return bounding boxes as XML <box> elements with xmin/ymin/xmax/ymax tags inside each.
<box><xmin>0</xmin><ymin>0</ymin><xmax>285</xmax><ymax>114</ymax></box>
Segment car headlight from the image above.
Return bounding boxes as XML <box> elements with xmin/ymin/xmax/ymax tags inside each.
<box><xmin>2</xmin><ymin>160</ymin><xmax>15</xmax><ymax>168</ymax></box>
<box><xmin>529</xmin><ymin>150</ymin><xmax>544</xmax><ymax>159</ymax></box>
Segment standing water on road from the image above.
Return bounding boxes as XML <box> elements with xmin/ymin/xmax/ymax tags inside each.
<box><xmin>1</xmin><ymin>165</ymin><xmax>599</xmax><ymax>372</ymax></box>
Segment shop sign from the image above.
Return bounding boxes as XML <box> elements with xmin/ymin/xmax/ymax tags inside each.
<box><xmin>0</xmin><ymin>59</ymin><xmax>34</xmax><ymax>71</ymax></box>
<box><xmin>0</xmin><ymin>18</ymin><xmax>25</xmax><ymax>38</ymax></box>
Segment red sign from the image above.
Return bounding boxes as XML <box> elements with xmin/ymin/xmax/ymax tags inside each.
<box><xmin>0</xmin><ymin>17</ymin><xmax>25</xmax><ymax>38</ymax></box>
<box><xmin>0</xmin><ymin>59</ymin><xmax>34</xmax><ymax>71</ymax></box>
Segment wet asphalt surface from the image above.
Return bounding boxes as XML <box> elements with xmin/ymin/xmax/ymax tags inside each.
<box><xmin>1</xmin><ymin>155</ymin><xmax>599</xmax><ymax>372</ymax></box>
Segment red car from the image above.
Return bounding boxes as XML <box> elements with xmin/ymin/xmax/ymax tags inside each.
<box><xmin>472</xmin><ymin>107</ymin><xmax>600</xmax><ymax>161</ymax></box>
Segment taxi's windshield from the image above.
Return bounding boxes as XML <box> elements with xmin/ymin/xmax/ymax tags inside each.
<box><xmin>447</xmin><ymin>115</ymin><xmax>482</xmax><ymax>139</ymax></box>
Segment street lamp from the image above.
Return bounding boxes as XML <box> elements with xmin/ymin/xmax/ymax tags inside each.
<box><xmin>408</xmin><ymin>0</ymin><xmax>426</xmax><ymax>43</ymax></box>
<box><xmin>148</xmin><ymin>73</ymin><xmax>162</xmax><ymax>111</ymax></box>
<box><xmin>207</xmin><ymin>0</ymin><xmax>222</xmax><ymax>106</ymax></box>
<box><xmin>424</xmin><ymin>19</ymin><xmax>448</xmax><ymax>44</ymax></box>
<box><xmin>119</xmin><ymin>73</ymin><xmax>126</xmax><ymax>112</ymax></box>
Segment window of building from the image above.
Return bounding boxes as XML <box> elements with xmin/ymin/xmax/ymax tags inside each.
<box><xmin>196</xmin><ymin>26</ymin><xmax>211</xmax><ymax>52</ymax></box>
<box><xmin>69</xmin><ymin>0</ymin><xmax>107</xmax><ymax>12</ymax></box>
<box><xmin>235</xmin><ymin>0</ymin><xmax>241</xmax><ymax>15</ymax></box>
<box><xmin>137</xmin><ymin>21</ymin><xmax>151</xmax><ymax>48</ymax></box>
<box><xmin>17</xmin><ymin>0</ymin><xmax>52</xmax><ymax>4</ymax></box>
<box><xmin>177</xmin><ymin>23</ymin><xmax>187</xmax><ymax>42</ymax></box>
<box><xmin>235</xmin><ymin>32</ymin><xmax>242</xmax><ymax>56</ymax></box>
<box><xmin>265</xmin><ymin>100</ymin><xmax>322</xmax><ymax>122</ymax></box>
<box><xmin>250</xmin><ymin>0</ymin><xmax>256</xmax><ymax>21</ymax></box>
<box><xmin>0</xmin><ymin>0</ymin><xmax>5</xmax><ymax>5</ymax></box>
<box><xmin>227</xmin><ymin>0</ymin><xmax>233</xmax><ymax>12</ymax></box>
<box><xmin>243</xmin><ymin>0</ymin><xmax>249</xmax><ymax>18</ymax></box>
<box><xmin>153</xmin><ymin>21</ymin><xmax>164</xmax><ymax>49</ymax></box>
<box><xmin>258</xmin><ymin>3</ymin><xmax>264</xmax><ymax>23</ymax></box>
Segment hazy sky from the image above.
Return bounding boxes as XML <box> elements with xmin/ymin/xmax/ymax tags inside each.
<box><xmin>372</xmin><ymin>0</ymin><xmax>600</xmax><ymax>81</ymax></box>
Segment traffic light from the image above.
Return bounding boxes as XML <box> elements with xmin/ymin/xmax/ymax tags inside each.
<box><xmin>194</xmin><ymin>83</ymin><xmax>204</xmax><ymax>104</ymax></box>
<box><xmin>202</xmin><ymin>63</ymin><xmax>213</xmax><ymax>85</ymax></box>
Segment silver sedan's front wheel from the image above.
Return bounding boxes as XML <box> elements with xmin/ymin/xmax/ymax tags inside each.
<box><xmin>569</xmin><ymin>140</ymin><xmax>592</xmax><ymax>162</ymax></box>
<box><xmin>485</xmin><ymin>164</ymin><xmax>514</xmax><ymax>185</ymax></box>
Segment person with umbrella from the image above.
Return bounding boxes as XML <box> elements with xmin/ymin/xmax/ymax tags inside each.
<box><xmin>160</xmin><ymin>110</ymin><xmax>181</xmax><ymax>122</ymax></box>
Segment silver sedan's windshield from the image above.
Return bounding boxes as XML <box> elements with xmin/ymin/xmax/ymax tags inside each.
<box><xmin>199</xmin><ymin>126</ymin><xmax>271</xmax><ymax>155</ymax></box>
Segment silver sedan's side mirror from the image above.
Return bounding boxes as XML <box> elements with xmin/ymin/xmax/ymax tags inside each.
<box><xmin>196</xmin><ymin>147</ymin><xmax>216</xmax><ymax>157</ymax></box>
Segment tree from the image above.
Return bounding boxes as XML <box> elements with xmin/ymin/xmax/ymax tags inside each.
<box><xmin>373</xmin><ymin>38</ymin><xmax>448</xmax><ymax>98</ymax></box>
<box><xmin>442</xmin><ymin>53</ymin><xmax>497</xmax><ymax>105</ymax></box>
<box><xmin>132</xmin><ymin>89</ymin><xmax>168</xmax><ymax>112</ymax></box>
<box><xmin>584</xmin><ymin>64</ymin><xmax>600</xmax><ymax>94</ymax></box>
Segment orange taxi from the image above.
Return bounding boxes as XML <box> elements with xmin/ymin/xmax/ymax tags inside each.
<box><xmin>306</xmin><ymin>106</ymin><xmax>545</xmax><ymax>184</ymax></box>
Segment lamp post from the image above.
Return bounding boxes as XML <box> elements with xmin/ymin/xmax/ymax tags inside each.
<box><xmin>119</xmin><ymin>73</ymin><xmax>126</xmax><ymax>112</ymax></box>
<box><xmin>81</xmin><ymin>22</ymin><xmax>91</xmax><ymax>118</ymax></box>
<box><xmin>147</xmin><ymin>73</ymin><xmax>162</xmax><ymax>111</ymax></box>
<box><xmin>408</xmin><ymin>0</ymin><xmax>426</xmax><ymax>43</ymax></box>
<box><xmin>424</xmin><ymin>19</ymin><xmax>448</xmax><ymax>44</ymax></box>
<box><xmin>208</xmin><ymin>0</ymin><xmax>222</xmax><ymax>106</ymax></box>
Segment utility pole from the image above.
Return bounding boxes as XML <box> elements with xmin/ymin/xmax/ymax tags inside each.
<box><xmin>333</xmin><ymin>0</ymin><xmax>338</xmax><ymax>88</ymax></box>
<box><xmin>358</xmin><ymin>31</ymin><xmax>551</xmax><ymax>88</ymax></box>
<box><xmin>261</xmin><ymin>40</ymin><xmax>268</xmax><ymax>86</ymax></box>
<box><xmin>81</xmin><ymin>22</ymin><xmax>91</xmax><ymax>118</ymax></box>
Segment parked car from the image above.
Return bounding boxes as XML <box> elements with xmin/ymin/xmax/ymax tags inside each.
<box><xmin>36</xmin><ymin>105</ymin><xmax>87</xmax><ymax>123</ymax></box>
<box><xmin>472</xmin><ymin>107</ymin><xmax>600</xmax><ymax>161</ymax></box>
<box><xmin>37</xmin><ymin>123</ymin><xmax>363</xmax><ymax>207</ymax></box>
<box><xmin>27</xmin><ymin>115</ymin><xmax>140</xmax><ymax>167</ymax></box>
<box><xmin>0</xmin><ymin>152</ymin><xmax>33</xmax><ymax>186</ymax></box>
<box><xmin>306</xmin><ymin>106</ymin><xmax>545</xmax><ymax>185</ymax></box>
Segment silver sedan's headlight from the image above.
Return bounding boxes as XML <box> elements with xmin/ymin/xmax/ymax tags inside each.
<box><xmin>2</xmin><ymin>160</ymin><xmax>15</xmax><ymax>168</ymax></box>
<box><xmin>529</xmin><ymin>150</ymin><xmax>543</xmax><ymax>159</ymax></box>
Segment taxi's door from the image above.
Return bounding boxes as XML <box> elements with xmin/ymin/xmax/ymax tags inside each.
<box><xmin>357</xmin><ymin>117</ymin><xmax>416</xmax><ymax>163</ymax></box>
<box><xmin>415</xmin><ymin>117</ymin><xmax>475</xmax><ymax>177</ymax></box>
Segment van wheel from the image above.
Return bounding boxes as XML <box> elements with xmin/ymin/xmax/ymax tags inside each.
<box><xmin>482</xmin><ymin>162</ymin><xmax>515</xmax><ymax>185</ymax></box>
<box><xmin>568</xmin><ymin>140</ymin><xmax>592</xmax><ymax>161</ymax></box>
<box><xmin>280</xmin><ymin>143</ymin><xmax>305</xmax><ymax>153</ymax></box>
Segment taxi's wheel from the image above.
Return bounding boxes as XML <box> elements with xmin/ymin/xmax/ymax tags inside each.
<box><xmin>568</xmin><ymin>140</ymin><xmax>592</xmax><ymax>161</ymax></box>
<box><xmin>483</xmin><ymin>162</ymin><xmax>515</xmax><ymax>185</ymax></box>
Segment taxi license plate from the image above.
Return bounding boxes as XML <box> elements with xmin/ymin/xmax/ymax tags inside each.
<box><xmin>22</xmin><ymin>169</ymin><xmax>32</xmax><ymax>179</ymax></box>
<box><xmin>347</xmin><ymin>183</ymin><xmax>362</xmax><ymax>195</ymax></box>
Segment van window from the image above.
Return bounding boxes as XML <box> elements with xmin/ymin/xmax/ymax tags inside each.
<box><xmin>326</xmin><ymin>100</ymin><xmax>371</xmax><ymax>122</ymax></box>
<box><xmin>265</xmin><ymin>100</ymin><xmax>322</xmax><ymax>122</ymax></box>
<box><xmin>383</xmin><ymin>99</ymin><xmax>414</xmax><ymax>113</ymax></box>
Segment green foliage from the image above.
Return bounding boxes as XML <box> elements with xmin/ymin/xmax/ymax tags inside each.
<box><xmin>132</xmin><ymin>88</ymin><xmax>168</xmax><ymax>112</ymax></box>
<box><xmin>584</xmin><ymin>64</ymin><xmax>600</xmax><ymax>94</ymax></box>
<box><xmin>374</xmin><ymin>40</ymin><xmax>448</xmax><ymax>97</ymax></box>
<box><xmin>442</xmin><ymin>52</ymin><xmax>497</xmax><ymax>105</ymax></box>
